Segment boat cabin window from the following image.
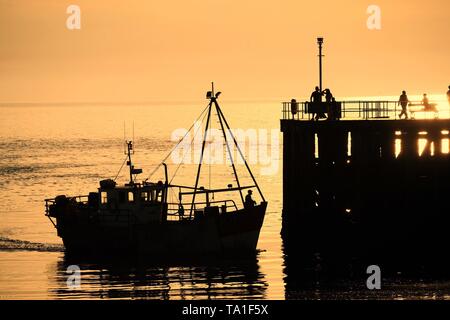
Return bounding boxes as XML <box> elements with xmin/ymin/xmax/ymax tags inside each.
<box><xmin>128</xmin><ymin>192</ymin><xmax>134</xmax><ymax>203</ymax></box>
<box><xmin>101</xmin><ymin>191</ymin><xmax>108</xmax><ymax>204</ymax></box>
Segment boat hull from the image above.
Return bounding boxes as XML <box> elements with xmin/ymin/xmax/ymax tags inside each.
<box><xmin>56</xmin><ymin>202</ymin><xmax>267</xmax><ymax>256</ymax></box>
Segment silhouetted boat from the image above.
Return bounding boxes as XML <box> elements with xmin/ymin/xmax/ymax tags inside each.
<box><xmin>44</xmin><ymin>86</ymin><xmax>267</xmax><ymax>255</ymax></box>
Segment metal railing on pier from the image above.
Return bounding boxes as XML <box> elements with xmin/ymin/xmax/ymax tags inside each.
<box><xmin>282</xmin><ymin>100</ymin><xmax>441</xmax><ymax>121</ymax></box>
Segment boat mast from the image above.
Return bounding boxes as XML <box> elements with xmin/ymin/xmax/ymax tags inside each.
<box><xmin>214</xmin><ymin>99</ymin><xmax>266</xmax><ymax>203</ymax></box>
<box><xmin>189</xmin><ymin>88</ymin><xmax>213</xmax><ymax>218</ymax></box>
<box><xmin>213</xmin><ymin>93</ymin><xmax>245</xmax><ymax>207</ymax></box>
<box><xmin>189</xmin><ymin>83</ymin><xmax>266</xmax><ymax>218</ymax></box>
<box><xmin>126</xmin><ymin>141</ymin><xmax>134</xmax><ymax>184</ymax></box>
<box><xmin>125</xmin><ymin>140</ymin><xmax>142</xmax><ymax>185</ymax></box>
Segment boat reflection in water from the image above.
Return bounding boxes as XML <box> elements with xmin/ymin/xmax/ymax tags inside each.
<box><xmin>49</xmin><ymin>253</ymin><xmax>268</xmax><ymax>300</ymax></box>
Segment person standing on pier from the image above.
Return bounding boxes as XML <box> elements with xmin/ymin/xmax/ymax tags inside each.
<box><xmin>323</xmin><ymin>89</ymin><xmax>334</xmax><ymax>120</ymax></box>
<box><xmin>290</xmin><ymin>98</ymin><xmax>298</xmax><ymax>119</ymax></box>
<box><xmin>421</xmin><ymin>93</ymin><xmax>438</xmax><ymax>112</ymax></box>
<box><xmin>398</xmin><ymin>90</ymin><xmax>409</xmax><ymax>119</ymax></box>
<box><xmin>310</xmin><ymin>86</ymin><xmax>324</xmax><ymax>121</ymax></box>
<box><xmin>422</xmin><ymin>93</ymin><xmax>429</xmax><ymax>107</ymax></box>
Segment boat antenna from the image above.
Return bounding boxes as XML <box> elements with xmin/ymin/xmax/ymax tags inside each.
<box><xmin>114</xmin><ymin>122</ymin><xmax>143</xmax><ymax>183</ymax></box>
<box><xmin>126</xmin><ymin>122</ymin><xmax>143</xmax><ymax>186</ymax></box>
<box><xmin>125</xmin><ymin>140</ymin><xmax>143</xmax><ymax>185</ymax></box>
<box><xmin>126</xmin><ymin>141</ymin><xmax>134</xmax><ymax>184</ymax></box>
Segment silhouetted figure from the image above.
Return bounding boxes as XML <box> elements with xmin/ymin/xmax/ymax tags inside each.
<box><xmin>323</xmin><ymin>89</ymin><xmax>334</xmax><ymax>120</ymax></box>
<box><xmin>245</xmin><ymin>190</ymin><xmax>256</xmax><ymax>209</ymax></box>
<box><xmin>290</xmin><ymin>98</ymin><xmax>298</xmax><ymax>120</ymax></box>
<box><xmin>422</xmin><ymin>93</ymin><xmax>429</xmax><ymax>107</ymax></box>
<box><xmin>331</xmin><ymin>97</ymin><xmax>339</xmax><ymax>120</ymax></box>
<box><xmin>422</xmin><ymin>93</ymin><xmax>437</xmax><ymax>111</ymax></box>
<box><xmin>310</xmin><ymin>86</ymin><xmax>322</xmax><ymax>102</ymax></box>
<box><xmin>447</xmin><ymin>86</ymin><xmax>450</xmax><ymax>105</ymax></box>
<box><xmin>178</xmin><ymin>203</ymin><xmax>185</xmax><ymax>218</ymax></box>
<box><xmin>398</xmin><ymin>90</ymin><xmax>409</xmax><ymax>119</ymax></box>
<box><xmin>155</xmin><ymin>180</ymin><xmax>163</xmax><ymax>201</ymax></box>
<box><xmin>310</xmin><ymin>86</ymin><xmax>325</xmax><ymax>121</ymax></box>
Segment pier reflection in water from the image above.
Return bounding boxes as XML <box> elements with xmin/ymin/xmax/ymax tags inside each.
<box><xmin>281</xmin><ymin>241</ymin><xmax>450</xmax><ymax>300</ymax></box>
<box><xmin>49</xmin><ymin>253</ymin><xmax>268</xmax><ymax>300</ymax></box>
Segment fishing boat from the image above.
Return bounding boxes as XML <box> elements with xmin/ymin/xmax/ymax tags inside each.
<box><xmin>44</xmin><ymin>85</ymin><xmax>267</xmax><ymax>255</ymax></box>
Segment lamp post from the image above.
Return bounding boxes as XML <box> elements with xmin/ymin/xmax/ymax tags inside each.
<box><xmin>317</xmin><ymin>37</ymin><xmax>324</xmax><ymax>93</ymax></box>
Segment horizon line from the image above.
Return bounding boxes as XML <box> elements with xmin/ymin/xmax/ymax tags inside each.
<box><xmin>1</xmin><ymin>92</ymin><xmax>448</xmax><ymax>107</ymax></box>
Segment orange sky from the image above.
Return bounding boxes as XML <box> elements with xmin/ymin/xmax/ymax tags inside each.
<box><xmin>0</xmin><ymin>0</ymin><xmax>449</xmax><ymax>103</ymax></box>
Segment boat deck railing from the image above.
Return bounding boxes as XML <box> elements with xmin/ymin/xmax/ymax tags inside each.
<box><xmin>282</xmin><ymin>100</ymin><xmax>442</xmax><ymax>121</ymax></box>
<box><xmin>45</xmin><ymin>195</ymin><xmax>238</xmax><ymax>223</ymax></box>
<box><xmin>44</xmin><ymin>195</ymin><xmax>89</xmax><ymax>215</ymax></box>
<box><xmin>166</xmin><ymin>199</ymin><xmax>238</xmax><ymax>221</ymax></box>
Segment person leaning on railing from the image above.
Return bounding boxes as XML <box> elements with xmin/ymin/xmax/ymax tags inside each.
<box><xmin>290</xmin><ymin>98</ymin><xmax>298</xmax><ymax>119</ymax></box>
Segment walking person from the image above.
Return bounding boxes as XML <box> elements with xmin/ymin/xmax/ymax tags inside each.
<box><xmin>398</xmin><ymin>90</ymin><xmax>409</xmax><ymax>119</ymax></box>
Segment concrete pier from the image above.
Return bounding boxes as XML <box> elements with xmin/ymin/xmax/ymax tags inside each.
<box><xmin>281</xmin><ymin>117</ymin><xmax>450</xmax><ymax>267</ymax></box>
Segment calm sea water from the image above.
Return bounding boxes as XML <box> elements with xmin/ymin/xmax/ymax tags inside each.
<box><xmin>0</xmin><ymin>97</ymin><xmax>449</xmax><ymax>300</ymax></box>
